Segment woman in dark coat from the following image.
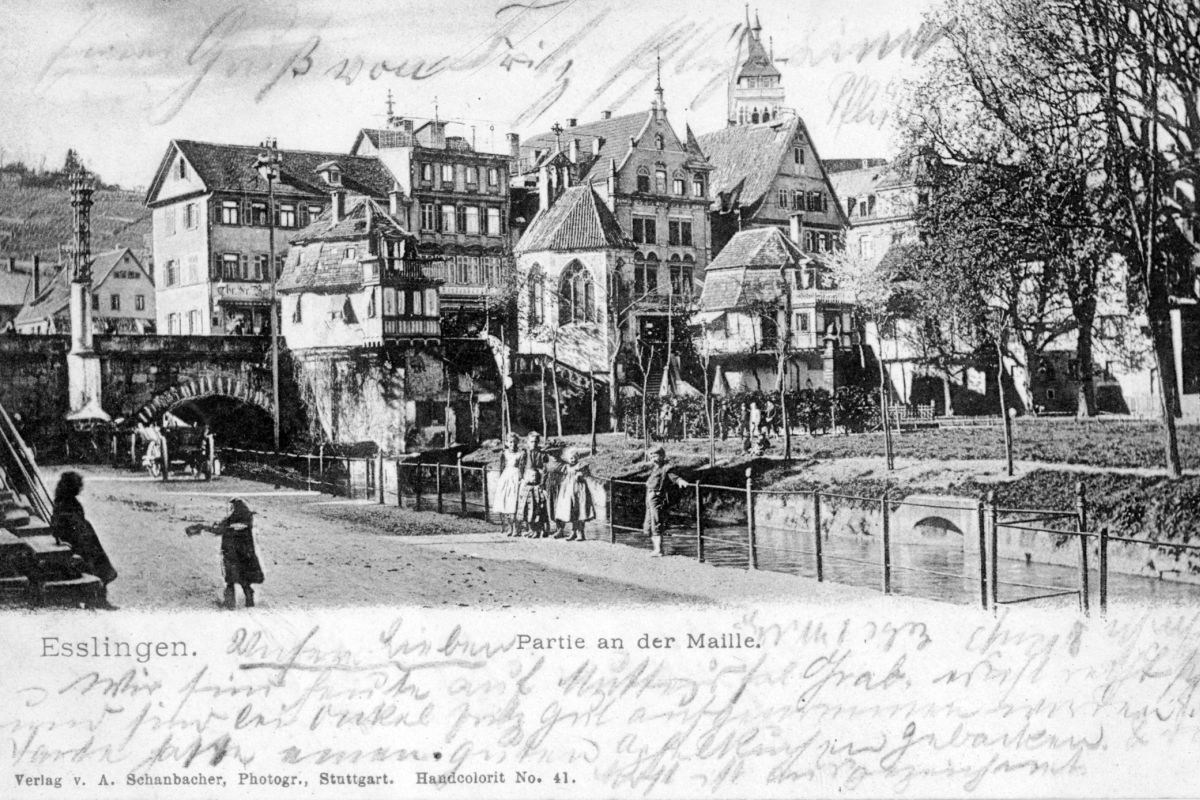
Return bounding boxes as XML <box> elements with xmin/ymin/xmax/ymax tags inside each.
<box><xmin>201</xmin><ymin>498</ymin><xmax>264</xmax><ymax>609</ymax></box>
<box><xmin>50</xmin><ymin>471</ymin><xmax>118</xmax><ymax>585</ymax></box>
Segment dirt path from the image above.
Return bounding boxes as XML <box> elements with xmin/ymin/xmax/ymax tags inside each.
<box><xmin>51</xmin><ymin>466</ymin><xmax>867</xmax><ymax>611</ymax></box>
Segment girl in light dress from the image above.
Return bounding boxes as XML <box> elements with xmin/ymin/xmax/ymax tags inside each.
<box><xmin>516</xmin><ymin>468</ymin><xmax>552</xmax><ymax>538</ymax></box>
<box><xmin>493</xmin><ymin>432</ymin><xmax>526</xmax><ymax>537</ymax></box>
<box><xmin>553</xmin><ymin>448</ymin><xmax>595</xmax><ymax>541</ymax></box>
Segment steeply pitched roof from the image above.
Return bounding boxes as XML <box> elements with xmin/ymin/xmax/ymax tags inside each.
<box><xmin>521</xmin><ymin>111</ymin><xmax>650</xmax><ymax>182</ymax></box>
<box><xmin>12</xmin><ymin>248</ymin><xmax>148</xmax><ymax>327</ymax></box>
<box><xmin>698</xmin><ymin>117</ymin><xmax>798</xmax><ymax>209</ymax></box>
<box><xmin>147</xmin><ymin>140</ymin><xmax>396</xmax><ymax>205</ymax></box>
<box><xmin>708</xmin><ymin>226</ymin><xmax>807</xmax><ymax>271</ymax></box>
<box><xmin>737</xmin><ymin>32</ymin><xmax>781</xmax><ymax>79</ymax></box>
<box><xmin>700</xmin><ymin>227</ymin><xmax>809</xmax><ymax>312</ymax></box>
<box><xmin>280</xmin><ymin>198</ymin><xmax>418</xmax><ymax>293</ymax></box>
<box><xmin>514</xmin><ymin>185</ymin><xmax>630</xmax><ymax>254</ymax></box>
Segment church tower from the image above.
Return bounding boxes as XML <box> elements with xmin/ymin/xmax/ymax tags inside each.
<box><xmin>728</xmin><ymin>8</ymin><xmax>785</xmax><ymax>126</ymax></box>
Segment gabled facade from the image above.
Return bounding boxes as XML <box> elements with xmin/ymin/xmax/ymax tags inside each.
<box><xmin>698</xmin><ymin>12</ymin><xmax>849</xmax><ymax>258</ymax></box>
<box><xmin>697</xmin><ymin>225</ymin><xmax>858</xmax><ymax>393</ymax></box>
<box><xmin>144</xmin><ymin>140</ymin><xmax>393</xmax><ymax>336</ymax></box>
<box><xmin>280</xmin><ymin>197</ymin><xmax>441</xmax><ymax>350</ymax></box>
<box><xmin>14</xmin><ymin>248</ymin><xmax>155</xmax><ymax>335</ymax></box>
<box><xmin>350</xmin><ymin>116</ymin><xmax>513</xmax><ymax>324</ymax></box>
<box><xmin>516</xmin><ymin>81</ymin><xmax>714</xmax><ymax>351</ymax></box>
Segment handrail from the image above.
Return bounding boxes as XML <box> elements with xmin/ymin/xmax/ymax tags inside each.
<box><xmin>0</xmin><ymin>402</ymin><xmax>53</xmax><ymax>522</ymax></box>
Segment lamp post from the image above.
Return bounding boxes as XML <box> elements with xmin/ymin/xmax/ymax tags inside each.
<box><xmin>255</xmin><ymin>140</ymin><xmax>283</xmax><ymax>451</ymax></box>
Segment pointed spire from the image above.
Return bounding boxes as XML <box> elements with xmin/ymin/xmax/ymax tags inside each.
<box><xmin>745</xmin><ymin>3</ymin><xmax>751</xmax><ymax>31</ymax></box>
<box><xmin>386</xmin><ymin>89</ymin><xmax>395</xmax><ymax>121</ymax></box>
<box><xmin>754</xmin><ymin>10</ymin><xmax>762</xmax><ymax>34</ymax></box>
<box><xmin>653</xmin><ymin>48</ymin><xmax>666</xmax><ymax>118</ymax></box>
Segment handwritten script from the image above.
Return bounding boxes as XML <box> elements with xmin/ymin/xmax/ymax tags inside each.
<box><xmin>2</xmin><ymin>605</ymin><xmax>1199</xmax><ymax>797</ymax></box>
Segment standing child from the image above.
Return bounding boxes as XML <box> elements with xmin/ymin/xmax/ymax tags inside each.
<box><xmin>190</xmin><ymin>498</ymin><xmax>264</xmax><ymax>609</ymax></box>
<box><xmin>493</xmin><ymin>432</ymin><xmax>527</xmax><ymax>536</ymax></box>
<box><xmin>516</xmin><ymin>468</ymin><xmax>552</xmax><ymax>538</ymax></box>
<box><xmin>553</xmin><ymin>448</ymin><xmax>595</xmax><ymax>541</ymax></box>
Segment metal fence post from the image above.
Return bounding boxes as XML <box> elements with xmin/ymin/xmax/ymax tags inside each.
<box><xmin>396</xmin><ymin>459</ymin><xmax>404</xmax><ymax>508</ymax></box>
<box><xmin>813</xmin><ymin>491</ymin><xmax>823</xmax><ymax>582</ymax></box>
<box><xmin>161</xmin><ymin>438</ymin><xmax>170</xmax><ymax>482</ymax></box>
<box><xmin>987</xmin><ymin>491</ymin><xmax>999</xmax><ymax>611</ymax></box>
<box><xmin>377</xmin><ymin>451</ymin><xmax>385</xmax><ymax>505</ymax></box>
<box><xmin>457</xmin><ymin>453</ymin><xmax>467</xmax><ymax>514</ymax></box>
<box><xmin>481</xmin><ymin>467</ymin><xmax>490</xmax><ymax>523</ymax></box>
<box><xmin>345</xmin><ymin>457</ymin><xmax>352</xmax><ymax>498</ymax></box>
<box><xmin>1076</xmin><ymin>481</ymin><xmax>1090</xmax><ymax>616</ymax></box>
<box><xmin>977</xmin><ymin>499</ymin><xmax>988</xmax><ymax>610</ymax></box>
<box><xmin>415</xmin><ymin>459</ymin><xmax>423</xmax><ymax>511</ymax></box>
<box><xmin>695</xmin><ymin>482</ymin><xmax>704</xmax><ymax>563</ymax></box>
<box><xmin>318</xmin><ymin>443</ymin><xmax>325</xmax><ymax>489</ymax></box>
<box><xmin>745</xmin><ymin>468</ymin><xmax>757</xmax><ymax>570</ymax></box>
<box><xmin>1099</xmin><ymin>527</ymin><xmax>1109</xmax><ymax>616</ymax></box>
<box><xmin>305</xmin><ymin>454</ymin><xmax>312</xmax><ymax>490</ymax></box>
<box><xmin>880</xmin><ymin>490</ymin><xmax>892</xmax><ymax>595</ymax></box>
<box><xmin>130</xmin><ymin>432</ymin><xmax>137</xmax><ymax>468</ymax></box>
<box><xmin>436</xmin><ymin>462</ymin><xmax>444</xmax><ymax>514</ymax></box>
<box><xmin>608</xmin><ymin>478</ymin><xmax>616</xmax><ymax>544</ymax></box>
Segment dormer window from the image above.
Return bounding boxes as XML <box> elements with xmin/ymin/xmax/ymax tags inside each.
<box><xmin>327</xmin><ymin>167</ymin><xmax>341</xmax><ymax>186</ymax></box>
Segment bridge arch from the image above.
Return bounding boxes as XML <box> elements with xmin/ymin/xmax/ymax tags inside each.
<box><xmin>134</xmin><ymin>375</ymin><xmax>274</xmax><ymax>425</ymax></box>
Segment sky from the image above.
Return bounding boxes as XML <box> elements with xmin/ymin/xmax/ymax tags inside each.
<box><xmin>0</xmin><ymin>0</ymin><xmax>939</xmax><ymax>190</ymax></box>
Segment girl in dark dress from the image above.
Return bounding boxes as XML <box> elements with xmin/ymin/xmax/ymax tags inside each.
<box><xmin>50</xmin><ymin>471</ymin><xmax>118</xmax><ymax>586</ymax></box>
<box><xmin>191</xmin><ymin>498</ymin><xmax>264</xmax><ymax>608</ymax></box>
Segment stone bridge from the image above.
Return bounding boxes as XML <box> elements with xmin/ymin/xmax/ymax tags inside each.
<box><xmin>0</xmin><ymin>334</ymin><xmax>292</xmax><ymax>442</ymax></box>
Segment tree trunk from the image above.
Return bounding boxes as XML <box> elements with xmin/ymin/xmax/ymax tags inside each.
<box><xmin>1149</xmin><ymin>309</ymin><xmax>1183</xmax><ymax>477</ymax></box>
<box><xmin>942</xmin><ymin>367</ymin><xmax>954</xmax><ymax>416</ymax></box>
<box><xmin>878</xmin><ymin>349</ymin><xmax>894</xmax><ymax>470</ymax></box>
<box><xmin>608</xmin><ymin>360</ymin><xmax>620</xmax><ymax>435</ymax></box>
<box><xmin>551</xmin><ymin>338</ymin><xmax>563</xmax><ymax>437</ymax></box>
<box><xmin>1075</xmin><ymin>302</ymin><xmax>1098</xmax><ymax>416</ymax></box>
<box><xmin>704</xmin><ymin>366</ymin><xmax>715</xmax><ymax>467</ymax></box>
<box><xmin>995</xmin><ymin>341</ymin><xmax>1014</xmax><ymax>477</ymax></box>
<box><xmin>539</xmin><ymin>358</ymin><xmax>548</xmax><ymax>438</ymax></box>
<box><xmin>589</xmin><ymin>371</ymin><xmax>598</xmax><ymax>454</ymax></box>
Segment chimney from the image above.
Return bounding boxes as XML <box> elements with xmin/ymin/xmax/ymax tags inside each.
<box><xmin>601</xmin><ymin>110</ymin><xmax>612</xmax><ymax>120</ymax></box>
<box><xmin>569</xmin><ymin>138</ymin><xmax>580</xmax><ymax>163</ymax></box>
<box><xmin>507</xmin><ymin>132</ymin><xmax>521</xmax><ymax>175</ymax></box>
<box><xmin>567</xmin><ymin>118</ymin><xmax>577</xmax><ymax>128</ymax></box>
<box><xmin>33</xmin><ymin>255</ymin><xmax>40</xmax><ymax>297</ymax></box>
<box><xmin>429</xmin><ymin>121</ymin><xmax>446</xmax><ymax>149</ymax></box>
<box><xmin>538</xmin><ymin>165</ymin><xmax>552</xmax><ymax>212</ymax></box>
<box><xmin>389</xmin><ymin>189</ymin><xmax>401</xmax><ymax>217</ymax></box>
<box><xmin>593</xmin><ymin>137</ymin><xmax>604</xmax><ymax>156</ymax></box>
<box><xmin>331</xmin><ymin>189</ymin><xmax>346</xmax><ymax>224</ymax></box>
<box><xmin>789</xmin><ymin>212</ymin><xmax>804</xmax><ymax>246</ymax></box>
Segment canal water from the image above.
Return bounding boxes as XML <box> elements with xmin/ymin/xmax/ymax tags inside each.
<box><xmin>625</xmin><ymin>519</ymin><xmax>1200</xmax><ymax>608</ymax></box>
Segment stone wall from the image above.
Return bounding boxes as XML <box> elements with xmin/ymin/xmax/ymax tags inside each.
<box><xmin>0</xmin><ymin>335</ymin><xmax>70</xmax><ymax>446</ymax></box>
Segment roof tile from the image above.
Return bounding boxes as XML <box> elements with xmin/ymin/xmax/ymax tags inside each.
<box><xmin>515</xmin><ymin>186</ymin><xmax>630</xmax><ymax>254</ymax></box>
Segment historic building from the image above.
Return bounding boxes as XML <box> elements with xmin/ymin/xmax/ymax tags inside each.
<box><xmin>510</xmin><ymin>77</ymin><xmax>713</xmax><ymax>428</ymax></box>
<box><xmin>14</xmin><ymin>248</ymin><xmax>155</xmax><ymax>335</ymax></box>
<box><xmin>349</xmin><ymin>114</ymin><xmax>514</xmax><ymax>334</ymax></box>
<box><xmin>697</xmin><ymin>222</ymin><xmax>861</xmax><ymax>393</ymax></box>
<box><xmin>698</xmin><ymin>13</ymin><xmax>849</xmax><ymax>258</ymax></box>
<box><xmin>145</xmin><ymin>140</ymin><xmax>392</xmax><ymax>336</ymax></box>
<box><xmin>279</xmin><ymin>196</ymin><xmax>448</xmax><ymax>450</ymax></box>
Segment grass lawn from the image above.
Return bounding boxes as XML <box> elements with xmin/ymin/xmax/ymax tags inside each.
<box><xmin>473</xmin><ymin>418</ymin><xmax>1197</xmax><ymax>476</ymax></box>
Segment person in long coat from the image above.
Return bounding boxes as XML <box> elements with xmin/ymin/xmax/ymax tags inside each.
<box><xmin>493</xmin><ymin>433</ymin><xmax>527</xmax><ymax>536</ymax></box>
<box><xmin>553</xmin><ymin>448</ymin><xmax>595</xmax><ymax>541</ymax></box>
<box><xmin>643</xmin><ymin>445</ymin><xmax>689</xmax><ymax>557</ymax></box>
<box><xmin>50</xmin><ymin>471</ymin><xmax>118</xmax><ymax>586</ymax></box>
<box><xmin>197</xmin><ymin>498</ymin><xmax>264</xmax><ymax>609</ymax></box>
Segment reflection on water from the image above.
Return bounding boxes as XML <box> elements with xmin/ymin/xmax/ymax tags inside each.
<box><xmin>651</xmin><ymin>521</ymin><xmax>1200</xmax><ymax>607</ymax></box>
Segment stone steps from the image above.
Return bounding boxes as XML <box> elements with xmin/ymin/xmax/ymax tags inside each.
<box><xmin>35</xmin><ymin>574</ymin><xmax>106</xmax><ymax>609</ymax></box>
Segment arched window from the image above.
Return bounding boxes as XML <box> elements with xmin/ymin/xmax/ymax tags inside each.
<box><xmin>558</xmin><ymin>260</ymin><xmax>594</xmax><ymax>324</ymax></box>
<box><xmin>681</xmin><ymin>254</ymin><xmax>695</xmax><ymax>295</ymax></box>
<box><xmin>634</xmin><ymin>251</ymin><xmax>649</xmax><ymax>296</ymax></box>
<box><xmin>636</xmin><ymin>167</ymin><xmax>651</xmax><ymax>193</ymax></box>
<box><xmin>528</xmin><ymin>263</ymin><xmax>545</xmax><ymax>327</ymax></box>
<box><xmin>655</xmin><ymin>134</ymin><xmax>664</xmax><ymax>151</ymax></box>
<box><xmin>669</xmin><ymin>254</ymin><xmax>683</xmax><ymax>295</ymax></box>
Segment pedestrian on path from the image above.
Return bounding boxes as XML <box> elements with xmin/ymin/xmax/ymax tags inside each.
<box><xmin>189</xmin><ymin>498</ymin><xmax>263</xmax><ymax>609</ymax></box>
<box><xmin>554</xmin><ymin>448</ymin><xmax>595</xmax><ymax>541</ymax></box>
<box><xmin>494</xmin><ymin>432</ymin><xmax>526</xmax><ymax>536</ymax></box>
<box><xmin>50</xmin><ymin>471</ymin><xmax>118</xmax><ymax>587</ymax></box>
<box><xmin>643</xmin><ymin>445</ymin><xmax>689</xmax><ymax>557</ymax></box>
